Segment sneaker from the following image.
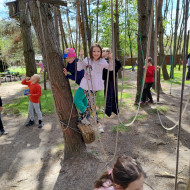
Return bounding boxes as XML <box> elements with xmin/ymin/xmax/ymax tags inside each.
<box><xmin>1</xmin><ymin>130</ymin><xmax>8</xmax><ymax>135</ymax></box>
<box><xmin>38</xmin><ymin>120</ymin><xmax>43</xmax><ymax>128</ymax></box>
<box><xmin>81</xmin><ymin>117</ymin><xmax>90</xmax><ymax>125</ymax></box>
<box><xmin>147</xmin><ymin>100</ymin><xmax>154</xmax><ymax>104</ymax></box>
<box><xmin>97</xmin><ymin>123</ymin><xmax>104</xmax><ymax>133</ymax></box>
<box><xmin>140</xmin><ymin>101</ymin><xmax>146</xmax><ymax>106</ymax></box>
<box><xmin>26</xmin><ymin>120</ymin><xmax>35</xmax><ymax>127</ymax></box>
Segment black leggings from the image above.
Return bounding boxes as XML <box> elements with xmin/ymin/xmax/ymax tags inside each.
<box><xmin>142</xmin><ymin>83</ymin><xmax>153</xmax><ymax>103</ymax></box>
<box><xmin>186</xmin><ymin>66</ymin><xmax>190</xmax><ymax>80</ymax></box>
<box><xmin>0</xmin><ymin>113</ymin><xmax>4</xmax><ymax>131</ymax></box>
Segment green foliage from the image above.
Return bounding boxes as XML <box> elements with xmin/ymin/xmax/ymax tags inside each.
<box><xmin>90</xmin><ymin>0</ymin><xmax>138</xmax><ymax>57</ymax></box>
<box><xmin>4</xmin><ymin>89</ymin><xmax>55</xmax><ymax>115</ymax></box>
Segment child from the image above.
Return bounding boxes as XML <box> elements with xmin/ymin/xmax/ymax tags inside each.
<box><xmin>102</xmin><ymin>48</ymin><xmax>121</xmax><ymax>117</ymax></box>
<box><xmin>21</xmin><ymin>74</ymin><xmax>43</xmax><ymax>128</ymax></box>
<box><xmin>0</xmin><ymin>96</ymin><xmax>8</xmax><ymax>135</ymax></box>
<box><xmin>186</xmin><ymin>54</ymin><xmax>190</xmax><ymax>80</ymax></box>
<box><xmin>74</xmin><ymin>43</ymin><xmax>113</xmax><ymax>133</ymax></box>
<box><xmin>94</xmin><ymin>155</ymin><xmax>145</xmax><ymax>190</ymax></box>
<box><xmin>141</xmin><ymin>57</ymin><xmax>155</xmax><ymax>105</ymax></box>
<box><xmin>63</xmin><ymin>48</ymin><xmax>84</xmax><ymax>85</ymax></box>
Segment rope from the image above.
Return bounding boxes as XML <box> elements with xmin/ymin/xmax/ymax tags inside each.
<box><xmin>120</xmin><ymin>0</ymin><xmax>127</xmax><ymax>105</ymax></box>
<box><xmin>154</xmin><ymin>0</ymin><xmax>190</xmax><ymax>132</ymax></box>
<box><xmin>174</xmin><ymin>0</ymin><xmax>188</xmax><ymax>188</ymax></box>
<box><xmin>125</xmin><ymin>0</ymin><xmax>154</xmax><ymax>127</ymax></box>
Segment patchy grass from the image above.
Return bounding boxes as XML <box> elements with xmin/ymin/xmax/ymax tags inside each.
<box><xmin>150</xmin><ymin>106</ymin><xmax>169</xmax><ymax>114</ymax></box>
<box><xmin>4</xmin><ymin>89</ymin><xmax>55</xmax><ymax>115</ymax></box>
<box><xmin>160</xmin><ymin>65</ymin><xmax>190</xmax><ymax>85</ymax></box>
<box><xmin>118</xmin><ymin>83</ymin><xmax>134</xmax><ymax>90</ymax></box>
<box><xmin>112</xmin><ymin>123</ymin><xmax>131</xmax><ymax>133</ymax></box>
<box><xmin>8</xmin><ymin>66</ymin><xmax>41</xmax><ymax>75</ymax></box>
<box><xmin>128</xmin><ymin>114</ymin><xmax>148</xmax><ymax>123</ymax></box>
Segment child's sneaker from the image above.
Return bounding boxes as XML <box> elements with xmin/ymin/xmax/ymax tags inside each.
<box><xmin>147</xmin><ymin>99</ymin><xmax>154</xmax><ymax>104</ymax></box>
<box><xmin>38</xmin><ymin>120</ymin><xmax>43</xmax><ymax>128</ymax></box>
<box><xmin>26</xmin><ymin>120</ymin><xmax>35</xmax><ymax>127</ymax></box>
<box><xmin>97</xmin><ymin>123</ymin><xmax>104</xmax><ymax>133</ymax></box>
<box><xmin>0</xmin><ymin>130</ymin><xmax>8</xmax><ymax>135</ymax></box>
<box><xmin>140</xmin><ymin>101</ymin><xmax>146</xmax><ymax>106</ymax></box>
<box><xmin>81</xmin><ymin>117</ymin><xmax>90</xmax><ymax>125</ymax></box>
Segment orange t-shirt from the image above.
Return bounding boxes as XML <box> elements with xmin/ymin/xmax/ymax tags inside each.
<box><xmin>21</xmin><ymin>79</ymin><xmax>42</xmax><ymax>103</ymax></box>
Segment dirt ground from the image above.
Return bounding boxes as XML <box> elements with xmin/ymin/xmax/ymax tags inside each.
<box><xmin>0</xmin><ymin>71</ymin><xmax>190</xmax><ymax>190</ymax></box>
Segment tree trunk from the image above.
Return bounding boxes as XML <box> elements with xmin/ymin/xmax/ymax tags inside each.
<box><xmin>136</xmin><ymin>0</ymin><xmax>148</xmax><ymax>104</ymax></box>
<box><xmin>115</xmin><ymin>0</ymin><xmax>122</xmax><ymax>79</ymax></box>
<box><xmin>80</xmin><ymin>1</ymin><xmax>88</xmax><ymax>57</ymax></box>
<box><xmin>66</xmin><ymin>9</ymin><xmax>74</xmax><ymax>48</ymax></box>
<box><xmin>158</xmin><ymin>0</ymin><xmax>170</xmax><ymax>80</ymax></box>
<box><xmin>83</xmin><ymin>0</ymin><xmax>91</xmax><ymax>50</ymax></box>
<box><xmin>54</xmin><ymin>6</ymin><xmax>60</xmax><ymax>49</ymax></box>
<box><xmin>96</xmin><ymin>0</ymin><xmax>99</xmax><ymax>42</ymax></box>
<box><xmin>57</xmin><ymin>8</ymin><xmax>68</xmax><ymax>50</ymax></box>
<box><xmin>77</xmin><ymin>0</ymin><xmax>82</xmax><ymax>53</ymax></box>
<box><xmin>115</xmin><ymin>0</ymin><xmax>120</xmax><ymax>59</ymax></box>
<box><xmin>173</xmin><ymin>0</ymin><xmax>180</xmax><ymax>67</ymax></box>
<box><xmin>28</xmin><ymin>2</ymin><xmax>86</xmax><ymax>160</ymax></box>
<box><xmin>148</xmin><ymin>0</ymin><xmax>154</xmax><ymax>58</ymax></box>
<box><xmin>19</xmin><ymin>0</ymin><xmax>37</xmax><ymax>77</ymax></box>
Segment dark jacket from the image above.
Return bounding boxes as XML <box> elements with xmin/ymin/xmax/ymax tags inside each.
<box><xmin>0</xmin><ymin>97</ymin><xmax>2</xmax><ymax>107</ymax></box>
<box><xmin>102</xmin><ymin>59</ymin><xmax>121</xmax><ymax>81</ymax></box>
<box><xmin>66</xmin><ymin>58</ymin><xmax>84</xmax><ymax>85</ymax></box>
<box><xmin>103</xmin><ymin>59</ymin><xmax>121</xmax><ymax>117</ymax></box>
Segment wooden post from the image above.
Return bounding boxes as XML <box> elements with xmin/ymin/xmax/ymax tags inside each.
<box><xmin>157</xmin><ymin>68</ymin><xmax>160</xmax><ymax>102</ymax></box>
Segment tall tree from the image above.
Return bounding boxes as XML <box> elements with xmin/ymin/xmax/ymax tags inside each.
<box><xmin>96</xmin><ymin>0</ymin><xmax>99</xmax><ymax>42</ymax></box>
<box><xmin>83</xmin><ymin>0</ymin><xmax>91</xmax><ymax>50</ymax></box>
<box><xmin>28</xmin><ymin>1</ymin><xmax>85</xmax><ymax>159</ymax></box>
<box><xmin>173</xmin><ymin>0</ymin><xmax>180</xmax><ymax>67</ymax></box>
<box><xmin>158</xmin><ymin>0</ymin><xmax>170</xmax><ymax>80</ymax></box>
<box><xmin>54</xmin><ymin>6</ymin><xmax>60</xmax><ymax>49</ymax></box>
<box><xmin>18</xmin><ymin>0</ymin><xmax>37</xmax><ymax>76</ymax></box>
<box><xmin>115</xmin><ymin>0</ymin><xmax>120</xmax><ymax>59</ymax></box>
<box><xmin>80</xmin><ymin>1</ymin><xmax>88</xmax><ymax>57</ymax></box>
<box><xmin>77</xmin><ymin>0</ymin><xmax>82</xmax><ymax>53</ymax></box>
<box><xmin>66</xmin><ymin>8</ymin><xmax>74</xmax><ymax>48</ymax></box>
<box><xmin>135</xmin><ymin>0</ymin><xmax>149</xmax><ymax>104</ymax></box>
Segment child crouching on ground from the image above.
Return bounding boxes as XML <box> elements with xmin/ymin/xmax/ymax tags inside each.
<box><xmin>21</xmin><ymin>74</ymin><xmax>43</xmax><ymax>128</ymax></box>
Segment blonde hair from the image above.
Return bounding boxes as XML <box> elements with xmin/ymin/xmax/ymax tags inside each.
<box><xmin>102</xmin><ymin>47</ymin><xmax>111</xmax><ymax>52</ymax></box>
<box><xmin>33</xmin><ymin>74</ymin><xmax>40</xmax><ymax>82</ymax></box>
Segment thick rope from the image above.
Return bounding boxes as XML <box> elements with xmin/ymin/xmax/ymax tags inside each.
<box><xmin>125</xmin><ymin>0</ymin><xmax>154</xmax><ymax>127</ymax></box>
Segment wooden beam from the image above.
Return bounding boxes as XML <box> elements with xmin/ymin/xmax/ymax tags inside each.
<box><xmin>38</xmin><ymin>0</ymin><xmax>67</xmax><ymax>6</ymax></box>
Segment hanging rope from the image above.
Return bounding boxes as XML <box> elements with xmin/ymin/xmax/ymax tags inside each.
<box><xmin>125</xmin><ymin>0</ymin><xmax>154</xmax><ymax>127</ymax></box>
<box><xmin>120</xmin><ymin>0</ymin><xmax>127</xmax><ymax>105</ymax></box>
<box><xmin>174</xmin><ymin>0</ymin><xmax>188</xmax><ymax>188</ymax></box>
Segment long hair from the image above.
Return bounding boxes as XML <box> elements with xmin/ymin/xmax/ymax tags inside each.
<box><xmin>94</xmin><ymin>155</ymin><xmax>145</xmax><ymax>189</ymax></box>
<box><xmin>89</xmin><ymin>43</ymin><xmax>102</xmax><ymax>60</ymax></box>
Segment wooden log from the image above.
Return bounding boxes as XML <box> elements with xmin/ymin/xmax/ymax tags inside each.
<box><xmin>78</xmin><ymin>123</ymin><xmax>95</xmax><ymax>144</ymax></box>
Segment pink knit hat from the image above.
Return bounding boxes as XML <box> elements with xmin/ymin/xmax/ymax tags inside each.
<box><xmin>63</xmin><ymin>48</ymin><xmax>77</xmax><ymax>58</ymax></box>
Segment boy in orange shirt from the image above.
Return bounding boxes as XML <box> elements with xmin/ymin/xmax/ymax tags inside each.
<box><xmin>21</xmin><ymin>74</ymin><xmax>43</xmax><ymax>128</ymax></box>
